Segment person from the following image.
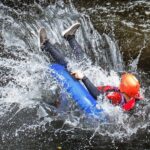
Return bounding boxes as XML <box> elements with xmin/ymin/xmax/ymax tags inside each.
<box><xmin>39</xmin><ymin>22</ymin><xmax>143</xmax><ymax>112</ymax></box>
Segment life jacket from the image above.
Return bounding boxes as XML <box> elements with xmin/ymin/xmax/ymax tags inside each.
<box><xmin>97</xmin><ymin>86</ymin><xmax>143</xmax><ymax>111</ymax></box>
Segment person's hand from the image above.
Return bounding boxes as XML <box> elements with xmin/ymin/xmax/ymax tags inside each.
<box><xmin>71</xmin><ymin>70</ymin><xmax>84</xmax><ymax>80</ymax></box>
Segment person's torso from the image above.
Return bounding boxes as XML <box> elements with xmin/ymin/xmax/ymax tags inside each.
<box><xmin>97</xmin><ymin>86</ymin><xmax>140</xmax><ymax>111</ymax></box>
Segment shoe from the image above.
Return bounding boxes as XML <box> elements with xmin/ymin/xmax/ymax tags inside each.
<box><xmin>62</xmin><ymin>22</ymin><xmax>80</xmax><ymax>38</ymax></box>
<box><xmin>39</xmin><ymin>27</ymin><xmax>48</xmax><ymax>46</ymax></box>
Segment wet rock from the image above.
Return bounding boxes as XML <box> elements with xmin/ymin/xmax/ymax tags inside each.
<box><xmin>73</xmin><ymin>0</ymin><xmax>150</xmax><ymax>72</ymax></box>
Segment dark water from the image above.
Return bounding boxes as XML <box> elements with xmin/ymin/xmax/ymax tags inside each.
<box><xmin>0</xmin><ymin>0</ymin><xmax>150</xmax><ymax>150</ymax></box>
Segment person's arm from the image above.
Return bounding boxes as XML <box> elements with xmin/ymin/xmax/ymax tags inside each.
<box><xmin>82</xmin><ymin>76</ymin><xmax>103</xmax><ymax>99</ymax></box>
<box><xmin>71</xmin><ymin>71</ymin><xmax>103</xmax><ymax>99</ymax></box>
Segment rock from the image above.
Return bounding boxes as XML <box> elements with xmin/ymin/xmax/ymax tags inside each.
<box><xmin>73</xmin><ymin>0</ymin><xmax>150</xmax><ymax>72</ymax></box>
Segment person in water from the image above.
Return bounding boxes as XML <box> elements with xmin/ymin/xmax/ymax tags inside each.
<box><xmin>39</xmin><ymin>22</ymin><xmax>142</xmax><ymax>111</ymax></box>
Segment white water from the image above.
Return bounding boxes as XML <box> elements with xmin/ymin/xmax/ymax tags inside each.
<box><xmin>0</xmin><ymin>0</ymin><xmax>149</xmax><ymax>141</ymax></box>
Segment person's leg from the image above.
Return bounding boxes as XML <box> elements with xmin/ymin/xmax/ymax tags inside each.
<box><xmin>66</xmin><ymin>35</ymin><xmax>84</xmax><ymax>60</ymax></box>
<box><xmin>62</xmin><ymin>22</ymin><xmax>84</xmax><ymax>61</ymax></box>
<box><xmin>41</xmin><ymin>40</ymin><xmax>68</xmax><ymax>66</ymax></box>
<box><xmin>39</xmin><ymin>28</ymin><xmax>68</xmax><ymax>67</ymax></box>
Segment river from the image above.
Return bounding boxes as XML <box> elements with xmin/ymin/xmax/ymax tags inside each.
<box><xmin>0</xmin><ymin>0</ymin><xmax>149</xmax><ymax>150</ymax></box>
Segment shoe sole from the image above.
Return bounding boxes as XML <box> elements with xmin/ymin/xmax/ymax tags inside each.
<box><xmin>62</xmin><ymin>22</ymin><xmax>80</xmax><ymax>37</ymax></box>
<box><xmin>39</xmin><ymin>27</ymin><xmax>47</xmax><ymax>45</ymax></box>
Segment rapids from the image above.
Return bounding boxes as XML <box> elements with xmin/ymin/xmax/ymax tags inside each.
<box><xmin>0</xmin><ymin>0</ymin><xmax>149</xmax><ymax>149</ymax></box>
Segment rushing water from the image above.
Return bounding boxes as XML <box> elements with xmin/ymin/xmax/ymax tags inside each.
<box><xmin>0</xmin><ymin>0</ymin><xmax>150</xmax><ymax>150</ymax></box>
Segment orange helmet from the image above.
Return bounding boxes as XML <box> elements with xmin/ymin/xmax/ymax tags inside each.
<box><xmin>119</xmin><ymin>73</ymin><xmax>140</xmax><ymax>97</ymax></box>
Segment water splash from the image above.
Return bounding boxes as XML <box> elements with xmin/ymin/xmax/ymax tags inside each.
<box><xmin>0</xmin><ymin>1</ymin><xmax>149</xmax><ymax>148</ymax></box>
<box><xmin>129</xmin><ymin>34</ymin><xmax>146</xmax><ymax>72</ymax></box>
